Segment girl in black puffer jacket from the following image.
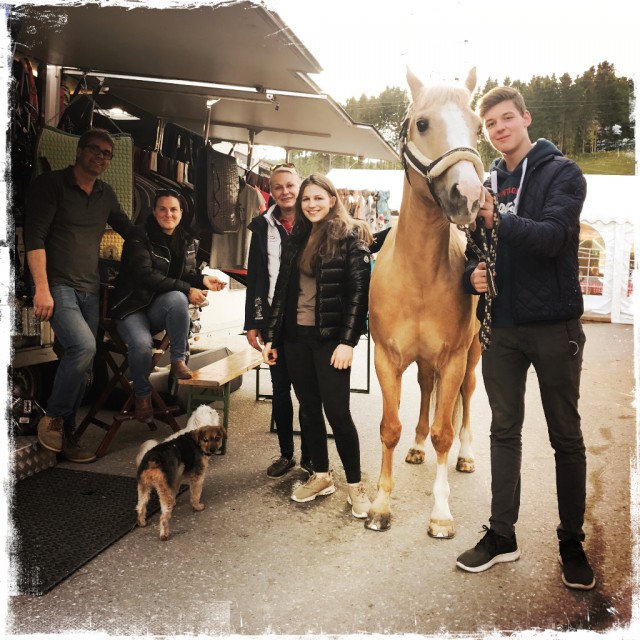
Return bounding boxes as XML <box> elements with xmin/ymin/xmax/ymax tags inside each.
<box><xmin>263</xmin><ymin>174</ymin><xmax>373</xmax><ymax>516</ymax></box>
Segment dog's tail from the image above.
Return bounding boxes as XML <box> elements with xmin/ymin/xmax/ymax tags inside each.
<box><xmin>136</xmin><ymin>439</ymin><xmax>159</xmax><ymax>468</ymax></box>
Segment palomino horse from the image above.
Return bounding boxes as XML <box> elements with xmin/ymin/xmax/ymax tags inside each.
<box><xmin>366</xmin><ymin>68</ymin><xmax>484</xmax><ymax>538</ymax></box>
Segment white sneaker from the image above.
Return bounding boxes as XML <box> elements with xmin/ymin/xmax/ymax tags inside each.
<box><xmin>291</xmin><ymin>472</ymin><xmax>336</xmax><ymax>503</ymax></box>
<box><xmin>347</xmin><ymin>481</ymin><xmax>371</xmax><ymax>518</ymax></box>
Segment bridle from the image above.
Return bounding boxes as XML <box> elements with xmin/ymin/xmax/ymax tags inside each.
<box><xmin>399</xmin><ymin>117</ymin><xmax>485</xmax><ymax>211</ymax></box>
<box><xmin>399</xmin><ymin>117</ymin><xmax>499</xmax><ymax>351</ymax></box>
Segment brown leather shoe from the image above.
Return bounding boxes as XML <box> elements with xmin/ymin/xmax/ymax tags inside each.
<box><xmin>62</xmin><ymin>433</ymin><xmax>97</xmax><ymax>463</ymax></box>
<box><xmin>37</xmin><ymin>415</ymin><xmax>64</xmax><ymax>452</ymax></box>
<box><xmin>135</xmin><ymin>396</ymin><xmax>153</xmax><ymax>422</ymax></box>
<box><xmin>170</xmin><ymin>360</ymin><xmax>193</xmax><ymax>380</ymax></box>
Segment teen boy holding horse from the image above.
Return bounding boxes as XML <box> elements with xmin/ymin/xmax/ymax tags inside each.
<box><xmin>456</xmin><ymin>86</ymin><xmax>595</xmax><ymax>590</ymax></box>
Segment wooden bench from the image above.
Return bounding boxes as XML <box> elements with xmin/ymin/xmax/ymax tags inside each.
<box><xmin>178</xmin><ymin>347</ymin><xmax>264</xmax><ymax>453</ymax></box>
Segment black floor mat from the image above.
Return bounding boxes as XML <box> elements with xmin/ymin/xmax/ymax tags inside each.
<box><xmin>9</xmin><ymin>467</ymin><xmax>186</xmax><ymax>595</ymax></box>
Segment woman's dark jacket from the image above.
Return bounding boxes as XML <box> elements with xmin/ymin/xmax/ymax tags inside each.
<box><xmin>243</xmin><ymin>208</ymin><xmax>287</xmax><ymax>331</ymax></box>
<box><xmin>264</xmin><ymin>231</ymin><xmax>371</xmax><ymax>348</ymax></box>
<box><xmin>463</xmin><ymin>139</ymin><xmax>586</xmax><ymax>325</ymax></box>
<box><xmin>110</xmin><ymin>216</ymin><xmax>204</xmax><ymax>320</ymax></box>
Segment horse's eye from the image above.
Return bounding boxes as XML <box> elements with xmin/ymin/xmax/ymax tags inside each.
<box><xmin>416</xmin><ymin>119</ymin><xmax>429</xmax><ymax>133</ymax></box>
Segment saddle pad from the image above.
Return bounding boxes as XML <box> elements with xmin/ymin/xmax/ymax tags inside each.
<box><xmin>34</xmin><ymin>125</ymin><xmax>134</xmax><ymax>219</ymax></box>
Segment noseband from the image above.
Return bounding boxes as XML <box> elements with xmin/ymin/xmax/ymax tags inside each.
<box><xmin>399</xmin><ymin>118</ymin><xmax>485</xmax><ymax>211</ymax></box>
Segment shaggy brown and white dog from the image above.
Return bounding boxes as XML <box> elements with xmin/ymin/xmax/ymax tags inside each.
<box><xmin>135</xmin><ymin>404</ymin><xmax>225</xmax><ymax>540</ymax></box>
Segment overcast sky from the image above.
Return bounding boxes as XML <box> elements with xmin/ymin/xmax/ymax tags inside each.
<box><xmin>264</xmin><ymin>0</ymin><xmax>639</xmax><ymax>102</ymax></box>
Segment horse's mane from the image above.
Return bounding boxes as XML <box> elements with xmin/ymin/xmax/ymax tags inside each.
<box><xmin>406</xmin><ymin>84</ymin><xmax>471</xmax><ymax>119</ymax></box>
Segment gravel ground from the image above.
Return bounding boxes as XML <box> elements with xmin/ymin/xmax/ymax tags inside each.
<box><xmin>5</xmin><ymin>321</ymin><xmax>637</xmax><ymax>639</ymax></box>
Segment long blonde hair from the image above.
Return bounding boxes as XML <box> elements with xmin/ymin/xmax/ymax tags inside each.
<box><xmin>295</xmin><ymin>173</ymin><xmax>372</xmax><ymax>274</ymax></box>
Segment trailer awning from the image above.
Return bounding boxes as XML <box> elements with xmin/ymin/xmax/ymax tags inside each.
<box><xmin>12</xmin><ymin>1</ymin><xmax>399</xmax><ymax>162</ymax></box>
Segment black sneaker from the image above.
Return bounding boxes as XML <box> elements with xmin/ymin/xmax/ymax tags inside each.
<box><xmin>456</xmin><ymin>526</ymin><xmax>520</xmax><ymax>573</ymax></box>
<box><xmin>300</xmin><ymin>457</ymin><xmax>314</xmax><ymax>476</ymax></box>
<box><xmin>267</xmin><ymin>456</ymin><xmax>295</xmax><ymax>478</ymax></box>
<box><xmin>558</xmin><ymin>540</ymin><xmax>596</xmax><ymax>590</ymax></box>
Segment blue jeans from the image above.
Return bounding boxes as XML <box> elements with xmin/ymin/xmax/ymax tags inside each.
<box><xmin>115</xmin><ymin>291</ymin><xmax>190</xmax><ymax>398</ymax></box>
<box><xmin>48</xmin><ymin>285</ymin><xmax>99</xmax><ymax>430</ymax></box>
<box><xmin>483</xmin><ymin>320</ymin><xmax>587</xmax><ymax>542</ymax></box>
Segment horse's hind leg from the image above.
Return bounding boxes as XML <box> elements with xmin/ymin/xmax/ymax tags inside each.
<box><xmin>457</xmin><ymin>333</ymin><xmax>480</xmax><ymax>473</ymax></box>
<box><xmin>406</xmin><ymin>361</ymin><xmax>434</xmax><ymax>464</ymax></box>
<box><xmin>366</xmin><ymin>348</ymin><xmax>403</xmax><ymax>532</ymax></box>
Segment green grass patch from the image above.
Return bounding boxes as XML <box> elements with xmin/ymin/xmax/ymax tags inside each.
<box><xmin>572</xmin><ymin>151</ymin><xmax>635</xmax><ymax>175</ymax></box>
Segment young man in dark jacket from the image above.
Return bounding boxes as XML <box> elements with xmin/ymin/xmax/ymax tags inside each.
<box><xmin>456</xmin><ymin>87</ymin><xmax>594</xmax><ymax>590</ymax></box>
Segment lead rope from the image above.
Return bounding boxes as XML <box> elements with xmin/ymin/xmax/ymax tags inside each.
<box><xmin>458</xmin><ymin>194</ymin><xmax>500</xmax><ymax>351</ymax></box>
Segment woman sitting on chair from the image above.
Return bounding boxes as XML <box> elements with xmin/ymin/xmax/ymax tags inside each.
<box><xmin>110</xmin><ymin>189</ymin><xmax>226</xmax><ymax>421</ymax></box>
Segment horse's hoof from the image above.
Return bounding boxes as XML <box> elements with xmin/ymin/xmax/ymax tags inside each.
<box><xmin>428</xmin><ymin>519</ymin><xmax>455</xmax><ymax>539</ymax></box>
<box><xmin>365</xmin><ymin>512</ymin><xmax>391</xmax><ymax>531</ymax></box>
<box><xmin>405</xmin><ymin>448</ymin><xmax>425</xmax><ymax>464</ymax></box>
<box><xmin>456</xmin><ymin>457</ymin><xmax>475</xmax><ymax>473</ymax></box>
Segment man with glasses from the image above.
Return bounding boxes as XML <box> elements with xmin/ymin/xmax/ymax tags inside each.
<box><xmin>25</xmin><ymin>128</ymin><xmax>133</xmax><ymax>463</ymax></box>
<box><xmin>244</xmin><ymin>163</ymin><xmax>315</xmax><ymax>477</ymax></box>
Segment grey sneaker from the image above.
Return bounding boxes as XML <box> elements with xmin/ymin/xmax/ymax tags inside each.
<box><xmin>347</xmin><ymin>481</ymin><xmax>371</xmax><ymax>518</ymax></box>
<box><xmin>37</xmin><ymin>415</ymin><xmax>64</xmax><ymax>453</ymax></box>
<box><xmin>456</xmin><ymin>526</ymin><xmax>520</xmax><ymax>573</ymax></box>
<box><xmin>558</xmin><ymin>540</ymin><xmax>596</xmax><ymax>590</ymax></box>
<box><xmin>267</xmin><ymin>456</ymin><xmax>295</xmax><ymax>478</ymax></box>
<box><xmin>291</xmin><ymin>472</ymin><xmax>336</xmax><ymax>503</ymax></box>
<box><xmin>62</xmin><ymin>433</ymin><xmax>97</xmax><ymax>463</ymax></box>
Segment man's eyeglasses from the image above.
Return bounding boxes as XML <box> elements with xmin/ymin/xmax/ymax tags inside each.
<box><xmin>83</xmin><ymin>144</ymin><xmax>114</xmax><ymax>160</ymax></box>
<box><xmin>270</xmin><ymin>162</ymin><xmax>296</xmax><ymax>172</ymax></box>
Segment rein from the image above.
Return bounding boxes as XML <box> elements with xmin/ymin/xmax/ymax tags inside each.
<box><xmin>457</xmin><ymin>194</ymin><xmax>500</xmax><ymax>351</ymax></box>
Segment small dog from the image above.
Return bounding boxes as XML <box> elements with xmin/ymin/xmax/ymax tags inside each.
<box><xmin>135</xmin><ymin>404</ymin><xmax>225</xmax><ymax>540</ymax></box>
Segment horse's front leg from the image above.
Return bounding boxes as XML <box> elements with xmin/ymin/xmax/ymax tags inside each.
<box><xmin>406</xmin><ymin>360</ymin><xmax>434</xmax><ymax>464</ymax></box>
<box><xmin>428</xmin><ymin>359</ymin><xmax>467</xmax><ymax>538</ymax></box>
<box><xmin>366</xmin><ymin>347</ymin><xmax>403</xmax><ymax>532</ymax></box>
<box><xmin>457</xmin><ymin>333</ymin><xmax>480</xmax><ymax>473</ymax></box>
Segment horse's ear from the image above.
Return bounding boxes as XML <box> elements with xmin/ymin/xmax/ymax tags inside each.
<box><xmin>406</xmin><ymin>67</ymin><xmax>423</xmax><ymax>99</ymax></box>
<box><xmin>464</xmin><ymin>67</ymin><xmax>477</xmax><ymax>94</ymax></box>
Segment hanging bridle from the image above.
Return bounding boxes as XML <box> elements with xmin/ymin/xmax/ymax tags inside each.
<box><xmin>399</xmin><ymin>117</ymin><xmax>499</xmax><ymax>350</ymax></box>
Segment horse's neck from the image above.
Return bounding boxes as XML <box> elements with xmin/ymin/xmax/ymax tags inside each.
<box><xmin>395</xmin><ymin>186</ymin><xmax>453</xmax><ymax>262</ymax></box>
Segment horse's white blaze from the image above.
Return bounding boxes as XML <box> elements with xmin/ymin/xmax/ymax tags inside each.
<box><xmin>442</xmin><ymin>104</ymin><xmax>472</xmax><ymax>150</ymax></box>
<box><xmin>442</xmin><ymin>104</ymin><xmax>483</xmax><ymax>217</ymax></box>
<box><xmin>431</xmin><ymin>462</ymin><xmax>453</xmax><ymax>522</ymax></box>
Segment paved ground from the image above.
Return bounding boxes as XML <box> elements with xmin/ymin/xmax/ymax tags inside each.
<box><xmin>4</xmin><ymin>322</ymin><xmax>638</xmax><ymax>638</ymax></box>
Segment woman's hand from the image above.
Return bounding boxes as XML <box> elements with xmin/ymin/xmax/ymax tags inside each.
<box><xmin>331</xmin><ymin>344</ymin><xmax>354</xmax><ymax>370</ymax></box>
<box><xmin>188</xmin><ymin>288</ymin><xmax>208</xmax><ymax>305</ymax></box>
<box><xmin>203</xmin><ymin>275</ymin><xmax>227</xmax><ymax>292</ymax></box>
<box><xmin>246</xmin><ymin>328</ymin><xmax>263</xmax><ymax>351</ymax></box>
<box><xmin>262</xmin><ymin>342</ymin><xmax>278</xmax><ymax>365</ymax></box>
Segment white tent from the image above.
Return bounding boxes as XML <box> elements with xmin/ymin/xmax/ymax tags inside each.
<box><xmin>327</xmin><ymin>169</ymin><xmax>638</xmax><ymax>324</ymax></box>
<box><xmin>579</xmin><ymin>175</ymin><xmax>637</xmax><ymax>324</ymax></box>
